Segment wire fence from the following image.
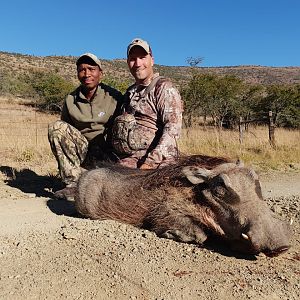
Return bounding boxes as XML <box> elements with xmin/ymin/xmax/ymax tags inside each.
<box><xmin>0</xmin><ymin>105</ymin><xmax>295</xmax><ymax>149</ymax></box>
<box><xmin>0</xmin><ymin>103</ymin><xmax>58</xmax><ymax>148</ymax></box>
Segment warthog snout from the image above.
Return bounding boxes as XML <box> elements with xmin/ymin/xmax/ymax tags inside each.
<box><xmin>230</xmin><ymin>217</ymin><xmax>291</xmax><ymax>257</ymax></box>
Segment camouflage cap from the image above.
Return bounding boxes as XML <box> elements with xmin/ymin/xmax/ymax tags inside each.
<box><xmin>76</xmin><ymin>53</ymin><xmax>102</xmax><ymax>70</ymax></box>
<box><xmin>127</xmin><ymin>38</ymin><xmax>152</xmax><ymax>57</ymax></box>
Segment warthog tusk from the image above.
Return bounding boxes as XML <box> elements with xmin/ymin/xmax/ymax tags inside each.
<box><xmin>241</xmin><ymin>233</ymin><xmax>249</xmax><ymax>240</ymax></box>
<box><xmin>290</xmin><ymin>218</ymin><xmax>293</xmax><ymax>225</ymax></box>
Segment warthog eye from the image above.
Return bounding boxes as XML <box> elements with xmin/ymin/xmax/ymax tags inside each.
<box><xmin>213</xmin><ymin>186</ymin><xmax>226</xmax><ymax>197</ymax></box>
<box><xmin>241</xmin><ymin>222</ymin><xmax>251</xmax><ymax>236</ymax></box>
<box><xmin>238</xmin><ymin>216</ymin><xmax>247</xmax><ymax>227</ymax></box>
<box><xmin>211</xmin><ymin>183</ymin><xmax>240</xmax><ymax>204</ymax></box>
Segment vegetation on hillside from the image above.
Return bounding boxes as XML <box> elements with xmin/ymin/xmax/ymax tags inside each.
<box><xmin>182</xmin><ymin>73</ymin><xmax>300</xmax><ymax>128</ymax></box>
<box><xmin>0</xmin><ymin>69</ymin><xmax>75</xmax><ymax>109</ymax></box>
<box><xmin>0</xmin><ymin>51</ymin><xmax>299</xmax><ymax>128</ymax></box>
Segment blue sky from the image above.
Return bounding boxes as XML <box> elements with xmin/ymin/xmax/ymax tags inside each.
<box><xmin>0</xmin><ymin>0</ymin><xmax>299</xmax><ymax>67</ymax></box>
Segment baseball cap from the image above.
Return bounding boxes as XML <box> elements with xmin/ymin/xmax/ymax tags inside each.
<box><xmin>76</xmin><ymin>53</ymin><xmax>102</xmax><ymax>69</ymax></box>
<box><xmin>127</xmin><ymin>38</ymin><xmax>152</xmax><ymax>57</ymax></box>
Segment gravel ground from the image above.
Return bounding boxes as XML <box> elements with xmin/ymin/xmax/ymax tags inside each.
<box><xmin>0</xmin><ymin>171</ymin><xmax>299</xmax><ymax>300</ymax></box>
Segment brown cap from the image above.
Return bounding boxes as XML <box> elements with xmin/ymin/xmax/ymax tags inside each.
<box><xmin>127</xmin><ymin>38</ymin><xmax>152</xmax><ymax>57</ymax></box>
<box><xmin>76</xmin><ymin>53</ymin><xmax>102</xmax><ymax>69</ymax></box>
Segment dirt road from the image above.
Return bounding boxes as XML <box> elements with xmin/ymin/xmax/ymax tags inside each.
<box><xmin>0</xmin><ymin>170</ymin><xmax>299</xmax><ymax>300</ymax></box>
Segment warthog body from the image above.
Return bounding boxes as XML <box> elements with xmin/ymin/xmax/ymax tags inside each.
<box><xmin>75</xmin><ymin>155</ymin><xmax>291</xmax><ymax>257</ymax></box>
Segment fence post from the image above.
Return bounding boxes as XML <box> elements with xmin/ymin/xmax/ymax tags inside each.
<box><xmin>268</xmin><ymin>111</ymin><xmax>276</xmax><ymax>147</ymax></box>
<box><xmin>239</xmin><ymin>116</ymin><xmax>243</xmax><ymax>145</ymax></box>
<box><xmin>35</xmin><ymin>98</ymin><xmax>38</xmax><ymax>148</ymax></box>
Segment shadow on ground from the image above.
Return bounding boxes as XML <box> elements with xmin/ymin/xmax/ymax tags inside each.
<box><xmin>0</xmin><ymin>166</ymin><xmax>63</xmax><ymax>198</ymax></box>
<box><xmin>1</xmin><ymin>165</ymin><xmax>78</xmax><ymax>217</ymax></box>
<box><xmin>203</xmin><ymin>236</ymin><xmax>257</xmax><ymax>260</ymax></box>
<box><xmin>47</xmin><ymin>198</ymin><xmax>78</xmax><ymax>217</ymax></box>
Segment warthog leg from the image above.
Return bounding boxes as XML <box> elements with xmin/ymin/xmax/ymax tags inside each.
<box><xmin>144</xmin><ymin>201</ymin><xmax>211</xmax><ymax>244</ymax></box>
<box><xmin>160</xmin><ymin>227</ymin><xmax>207</xmax><ymax>244</ymax></box>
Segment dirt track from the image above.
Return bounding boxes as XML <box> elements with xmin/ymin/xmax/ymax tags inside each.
<box><xmin>0</xmin><ymin>170</ymin><xmax>299</xmax><ymax>300</ymax></box>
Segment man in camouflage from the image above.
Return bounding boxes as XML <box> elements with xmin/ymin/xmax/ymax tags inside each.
<box><xmin>113</xmin><ymin>38</ymin><xmax>183</xmax><ymax>169</ymax></box>
<box><xmin>48</xmin><ymin>53</ymin><xmax>122</xmax><ymax>199</ymax></box>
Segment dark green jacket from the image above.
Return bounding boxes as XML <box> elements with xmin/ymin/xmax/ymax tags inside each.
<box><xmin>61</xmin><ymin>83</ymin><xmax>123</xmax><ymax>142</ymax></box>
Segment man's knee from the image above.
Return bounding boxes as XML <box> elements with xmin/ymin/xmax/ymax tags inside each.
<box><xmin>48</xmin><ymin>120</ymin><xmax>80</xmax><ymax>145</ymax></box>
<box><xmin>48</xmin><ymin>120</ymin><xmax>69</xmax><ymax>134</ymax></box>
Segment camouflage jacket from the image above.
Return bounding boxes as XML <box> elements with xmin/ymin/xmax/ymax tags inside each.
<box><xmin>120</xmin><ymin>73</ymin><xmax>183</xmax><ymax>167</ymax></box>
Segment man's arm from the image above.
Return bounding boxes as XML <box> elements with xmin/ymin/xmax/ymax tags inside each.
<box><xmin>60</xmin><ymin>95</ymin><xmax>74</xmax><ymax>125</ymax></box>
<box><xmin>142</xmin><ymin>81</ymin><xmax>183</xmax><ymax>168</ymax></box>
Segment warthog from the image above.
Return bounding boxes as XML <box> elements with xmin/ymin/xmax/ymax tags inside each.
<box><xmin>75</xmin><ymin>155</ymin><xmax>291</xmax><ymax>257</ymax></box>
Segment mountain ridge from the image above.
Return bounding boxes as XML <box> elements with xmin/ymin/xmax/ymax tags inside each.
<box><xmin>1</xmin><ymin>51</ymin><xmax>299</xmax><ymax>86</ymax></box>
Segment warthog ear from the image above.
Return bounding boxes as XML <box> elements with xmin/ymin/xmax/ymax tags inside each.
<box><xmin>182</xmin><ymin>166</ymin><xmax>213</xmax><ymax>184</ymax></box>
<box><xmin>248</xmin><ymin>168</ymin><xmax>259</xmax><ymax>180</ymax></box>
<box><xmin>218</xmin><ymin>173</ymin><xmax>232</xmax><ymax>189</ymax></box>
<box><xmin>213</xmin><ymin>162</ymin><xmax>238</xmax><ymax>174</ymax></box>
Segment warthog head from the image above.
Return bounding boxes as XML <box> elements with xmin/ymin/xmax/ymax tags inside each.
<box><xmin>182</xmin><ymin>161</ymin><xmax>291</xmax><ymax>257</ymax></box>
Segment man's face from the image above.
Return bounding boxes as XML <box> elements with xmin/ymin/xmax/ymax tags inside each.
<box><xmin>77</xmin><ymin>63</ymin><xmax>102</xmax><ymax>91</ymax></box>
<box><xmin>127</xmin><ymin>46</ymin><xmax>154</xmax><ymax>84</ymax></box>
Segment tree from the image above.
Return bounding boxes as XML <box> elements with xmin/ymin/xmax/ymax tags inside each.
<box><xmin>186</xmin><ymin>56</ymin><xmax>204</xmax><ymax>67</ymax></box>
<box><xmin>102</xmin><ymin>76</ymin><xmax>132</xmax><ymax>95</ymax></box>
<box><xmin>181</xmin><ymin>74</ymin><xmax>247</xmax><ymax>128</ymax></box>
<box><xmin>181</xmin><ymin>73</ymin><xmax>216</xmax><ymax>127</ymax></box>
<box><xmin>0</xmin><ymin>70</ymin><xmax>34</xmax><ymax>97</ymax></box>
<box><xmin>208</xmin><ymin>75</ymin><xmax>245</xmax><ymax>127</ymax></box>
<box><xmin>24</xmin><ymin>71</ymin><xmax>75</xmax><ymax>109</ymax></box>
<box><xmin>256</xmin><ymin>84</ymin><xmax>300</xmax><ymax>128</ymax></box>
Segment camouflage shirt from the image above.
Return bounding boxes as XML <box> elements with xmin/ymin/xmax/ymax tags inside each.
<box><xmin>119</xmin><ymin>74</ymin><xmax>183</xmax><ymax>168</ymax></box>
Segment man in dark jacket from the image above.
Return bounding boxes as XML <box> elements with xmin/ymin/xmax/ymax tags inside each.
<box><xmin>48</xmin><ymin>53</ymin><xmax>122</xmax><ymax>199</ymax></box>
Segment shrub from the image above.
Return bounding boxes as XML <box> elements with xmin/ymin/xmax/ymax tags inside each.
<box><xmin>0</xmin><ymin>71</ymin><xmax>34</xmax><ymax>97</ymax></box>
<box><xmin>24</xmin><ymin>70</ymin><xmax>76</xmax><ymax>109</ymax></box>
<box><xmin>102</xmin><ymin>76</ymin><xmax>132</xmax><ymax>94</ymax></box>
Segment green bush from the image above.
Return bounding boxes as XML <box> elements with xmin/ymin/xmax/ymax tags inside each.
<box><xmin>0</xmin><ymin>71</ymin><xmax>34</xmax><ymax>97</ymax></box>
<box><xmin>24</xmin><ymin>70</ymin><xmax>76</xmax><ymax>108</ymax></box>
<box><xmin>102</xmin><ymin>76</ymin><xmax>132</xmax><ymax>94</ymax></box>
<box><xmin>181</xmin><ymin>74</ymin><xmax>300</xmax><ymax>129</ymax></box>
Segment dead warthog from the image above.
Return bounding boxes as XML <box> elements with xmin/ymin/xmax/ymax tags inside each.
<box><xmin>75</xmin><ymin>155</ymin><xmax>291</xmax><ymax>257</ymax></box>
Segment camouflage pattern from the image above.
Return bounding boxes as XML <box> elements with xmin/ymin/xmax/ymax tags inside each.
<box><xmin>111</xmin><ymin>113</ymin><xmax>148</xmax><ymax>155</ymax></box>
<box><xmin>117</xmin><ymin>74</ymin><xmax>183</xmax><ymax>169</ymax></box>
<box><xmin>48</xmin><ymin>120</ymin><xmax>89</xmax><ymax>186</ymax></box>
<box><xmin>48</xmin><ymin>120</ymin><xmax>117</xmax><ymax>185</ymax></box>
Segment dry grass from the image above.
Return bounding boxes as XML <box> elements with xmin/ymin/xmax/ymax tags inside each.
<box><xmin>0</xmin><ymin>97</ymin><xmax>58</xmax><ymax>176</ymax></box>
<box><xmin>0</xmin><ymin>98</ymin><xmax>299</xmax><ymax>175</ymax></box>
<box><xmin>178</xmin><ymin>126</ymin><xmax>300</xmax><ymax>172</ymax></box>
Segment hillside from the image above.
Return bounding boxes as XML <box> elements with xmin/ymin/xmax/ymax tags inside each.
<box><xmin>1</xmin><ymin>51</ymin><xmax>300</xmax><ymax>86</ymax></box>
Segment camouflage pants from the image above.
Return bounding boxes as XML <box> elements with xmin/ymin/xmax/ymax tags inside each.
<box><xmin>48</xmin><ymin>120</ymin><xmax>89</xmax><ymax>186</ymax></box>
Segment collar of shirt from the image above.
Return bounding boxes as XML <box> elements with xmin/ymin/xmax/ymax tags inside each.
<box><xmin>78</xmin><ymin>85</ymin><xmax>99</xmax><ymax>101</ymax></box>
<box><xmin>133</xmin><ymin>73</ymin><xmax>160</xmax><ymax>90</ymax></box>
